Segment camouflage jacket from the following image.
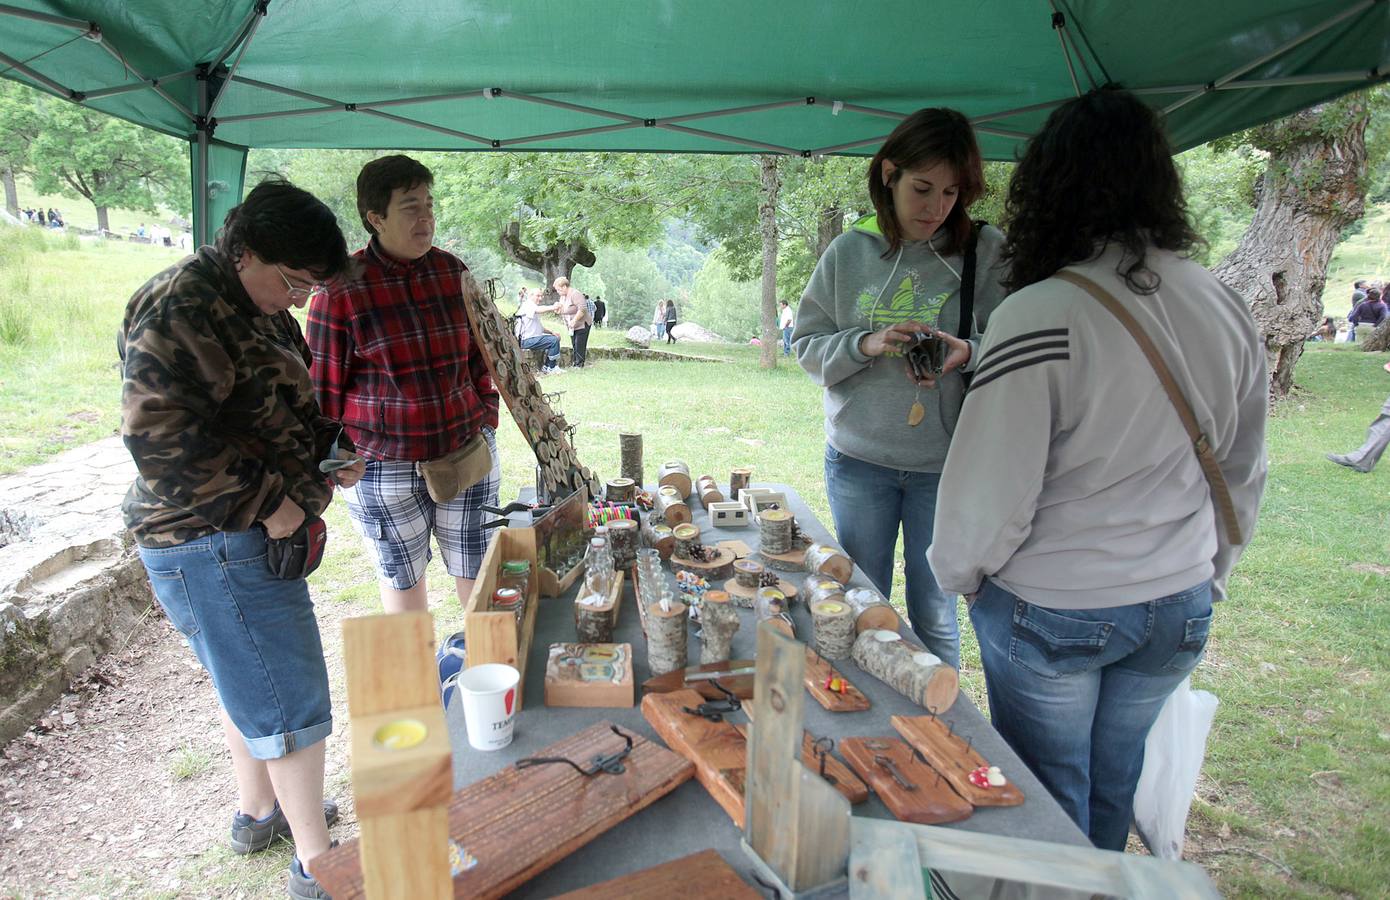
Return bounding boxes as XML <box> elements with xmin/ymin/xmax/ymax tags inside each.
<box><xmin>119</xmin><ymin>247</ymin><xmax>346</xmax><ymax>548</ymax></box>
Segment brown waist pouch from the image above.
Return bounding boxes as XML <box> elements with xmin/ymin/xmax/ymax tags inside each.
<box><xmin>417</xmin><ymin>432</ymin><xmax>492</xmax><ymax>503</ymax></box>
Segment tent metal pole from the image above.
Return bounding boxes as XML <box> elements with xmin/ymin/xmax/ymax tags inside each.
<box><xmin>657</xmin><ymin>98</ymin><xmax>810</xmax><ymax>125</ymax></box>
<box><xmin>194</xmin><ymin>72</ymin><xmax>210</xmax><ymax>248</ymax></box>
<box><xmin>355</xmin><ymin>90</ymin><xmax>490</xmax><ymax>111</ymax></box>
<box><xmin>499</xmin><ymin>89</ymin><xmax>642</xmax><ymax>124</ymax></box>
<box><xmin>805</xmin><ymin>134</ymin><xmax>891</xmax><ymax>155</ymax></box>
<box><xmin>230</xmin><ymin>74</ymin><xmax>340</xmax><ymax>106</ymax></box>
<box><xmin>657</xmin><ymin>123</ymin><xmax>799</xmax><ymax>155</ymax></box>
<box><xmin>0</xmin><ymin>3</ymin><xmax>92</xmax><ymax>32</ymax></box>
<box><xmin>91</xmin><ymin>37</ymin><xmax>193</xmax><ymax>120</ymax></box>
<box><xmin>970</xmin><ymin>97</ymin><xmax>1069</xmax><ymax>123</ymax></box>
<box><xmin>358</xmin><ymin>108</ymin><xmax>493</xmax><ymax>146</ymax></box>
<box><xmin>1055</xmin><ymin>0</ymin><xmax>1113</xmax><ymax>85</ymax></box>
<box><xmin>207</xmin><ymin>1</ymin><xmax>269</xmax><ymax>75</ymax></box>
<box><xmin>1216</xmin><ymin>69</ymin><xmax>1388</xmax><ymax>89</ymax></box>
<box><xmin>206</xmin><ymin>2</ymin><xmax>268</xmax><ymax>120</ymax></box>
<box><xmin>217</xmin><ymin>104</ymin><xmax>340</xmax><ymax>124</ymax></box>
<box><xmin>80</xmin><ymin>68</ymin><xmax>198</xmax><ymax>100</ymax></box>
<box><xmin>495</xmin><ymin>121</ymin><xmax>644</xmax><ymax>147</ymax></box>
<box><xmin>1164</xmin><ymin>0</ymin><xmax>1377</xmax><ymax>114</ymax></box>
<box><xmin>0</xmin><ymin>49</ymin><xmax>77</xmax><ymax>98</ymax></box>
<box><xmin>1050</xmin><ymin>5</ymin><xmax>1082</xmax><ymax>96</ymax></box>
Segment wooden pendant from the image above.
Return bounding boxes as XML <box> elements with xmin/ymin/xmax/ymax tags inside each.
<box><xmin>907</xmin><ymin>400</ymin><xmax>925</xmax><ymax>426</ymax></box>
<box><xmin>891</xmin><ymin>714</ymin><xmax>1026</xmax><ymax>808</ymax></box>
<box><xmin>312</xmin><ymin>721</ymin><xmax>695</xmax><ymax>900</ymax></box>
<box><xmin>839</xmin><ymin>736</ymin><xmax>973</xmax><ymax>825</ymax></box>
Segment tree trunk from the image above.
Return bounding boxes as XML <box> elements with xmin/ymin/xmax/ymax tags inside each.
<box><xmin>499</xmin><ymin>221</ymin><xmax>596</xmax><ymax>302</ymax></box>
<box><xmin>95</xmin><ymin>205</ymin><xmax>110</xmax><ymax>235</ymax></box>
<box><xmin>1</xmin><ymin>166</ymin><xmax>17</xmax><ymax>218</ymax></box>
<box><xmin>1212</xmin><ymin>99</ymin><xmax>1370</xmax><ymax>399</ymax></box>
<box><xmin>758</xmin><ymin>155</ymin><xmax>780</xmax><ymax>370</ymax></box>
<box><xmin>815</xmin><ymin>206</ymin><xmax>844</xmax><ymax>259</ymax></box>
<box><xmin>1363</xmin><ymin>319</ymin><xmax>1390</xmax><ymax>353</ymax></box>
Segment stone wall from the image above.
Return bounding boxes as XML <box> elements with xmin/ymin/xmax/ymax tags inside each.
<box><xmin>0</xmin><ymin>438</ymin><xmax>151</xmax><ymax>745</ymax></box>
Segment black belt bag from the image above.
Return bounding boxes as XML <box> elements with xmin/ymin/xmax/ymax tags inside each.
<box><xmin>266</xmin><ymin>515</ymin><xmax>327</xmax><ymax>580</ymax></box>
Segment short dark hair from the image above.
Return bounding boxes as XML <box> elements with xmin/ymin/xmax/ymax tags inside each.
<box><xmin>1002</xmin><ymin>87</ymin><xmax>1203</xmax><ymax>294</ymax></box>
<box><xmin>1367</xmin><ymin>288</ymin><xmax>1382</xmax><ymax>304</ymax></box>
<box><xmin>867</xmin><ymin>108</ymin><xmax>985</xmax><ymax>257</ymax></box>
<box><xmin>218</xmin><ymin>178</ymin><xmax>349</xmax><ymax>280</ymax></box>
<box><xmin>356</xmin><ymin>155</ymin><xmax>433</xmax><ymax>236</ymax></box>
<box><xmin>1355</xmin><ymin>280</ymin><xmax>1368</xmax><ymax>289</ymax></box>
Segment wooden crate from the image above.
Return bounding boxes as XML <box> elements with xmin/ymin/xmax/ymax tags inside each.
<box><xmin>462</xmin><ymin>527</ymin><xmax>542</xmax><ymax>707</ymax></box>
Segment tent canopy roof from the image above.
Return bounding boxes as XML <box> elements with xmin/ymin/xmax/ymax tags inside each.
<box><xmin>2</xmin><ymin>0</ymin><xmax>1386</xmax><ymax>160</ymax></box>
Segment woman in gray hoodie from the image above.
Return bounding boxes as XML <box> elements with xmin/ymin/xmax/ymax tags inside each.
<box><xmin>791</xmin><ymin>108</ymin><xmax>1008</xmax><ymax>668</ymax></box>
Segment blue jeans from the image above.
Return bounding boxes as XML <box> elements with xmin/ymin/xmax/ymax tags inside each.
<box><xmin>138</xmin><ymin>529</ymin><xmax>333</xmax><ymax>759</ymax></box>
<box><xmin>970</xmin><ymin>579</ymin><xmax>1213</xmax><ymax>850</ymax></box>
<box><xmin>824</xmin><ymin>445</ymin><xmax>959</xmax><ymax>667</ymax></box>
<box><xmin>782</xmin><ymin>326</ymin><xmax>793</xmax><ymax>356</ymax></box>
<box><xmin>520</xmin><ymin>333</ymin><xmax>560</xmax><ymax>368</ymax></box>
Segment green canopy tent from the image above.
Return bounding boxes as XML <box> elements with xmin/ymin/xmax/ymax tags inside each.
<box><xmin>1</xmin><ymin>0</ymin><xmax>1386</xmax><ymax>245</ymax></box>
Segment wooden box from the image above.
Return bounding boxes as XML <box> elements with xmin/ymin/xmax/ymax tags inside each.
<box><xmin>707</xmin><ymin>500</ymin><xmax>749</xmax><ymax>528</ymax></box>
<box><xmin>350</xmin><ymin>704</ymin><xmax>453</xmax><ymax>818</ymax></box>
<box><xmin>462</xmin><ymin>527</ymin><xmax>542</xmax><ymax>707</ymax></box>
<box><xmin>544</xmin><ymin>642</ymin><xmax>636</xmax><ymax>707</ymax></box>
<box><xmin>738</xmin><ymin>487</ymin><xmax>776</xmax><ymax>512</ymax></box>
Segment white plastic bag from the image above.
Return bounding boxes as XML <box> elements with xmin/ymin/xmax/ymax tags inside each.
<box><xmin>1133</xmin><ymin>677</ymin><xmax>1219</xmax><ymax>859</ymax></box>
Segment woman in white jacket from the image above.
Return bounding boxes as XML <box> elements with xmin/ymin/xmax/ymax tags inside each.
<box><xmin>927</xmin><ymin>87</ymin><xmax>1267</xmax><ymax>850</ymax></box>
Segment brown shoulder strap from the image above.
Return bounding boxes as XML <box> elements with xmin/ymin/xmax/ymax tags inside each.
<box><xmin>1055</xmin><ymin>270</ymin><xmax>1244</xmax><ymax>545</ymax></box>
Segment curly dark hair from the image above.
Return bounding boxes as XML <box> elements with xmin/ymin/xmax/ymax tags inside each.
<box><xmin>217</xmin><ymin>178</ymin><xmax>350</xmax><ymax>280</ymax></box>
<box><xmin>1001</xmin><ymin>87</ymin><xmax>1203</xmax><ymax>294</ymax></box>
<box><xmin>867</xmin><ymin>108</ymin><xmax>984</xmax><ymax>257</ymax></box>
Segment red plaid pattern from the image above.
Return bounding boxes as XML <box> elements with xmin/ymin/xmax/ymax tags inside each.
<box><xmin>308</xmin><ymin>240</ymin><xmax>499</xmax><ymax>461</ymax></box>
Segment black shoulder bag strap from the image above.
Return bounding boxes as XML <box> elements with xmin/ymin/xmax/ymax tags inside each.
<box><xmin>956</xmin><ymin>221</ymin><xmax>983</xmax><ymax>389</ymax></box>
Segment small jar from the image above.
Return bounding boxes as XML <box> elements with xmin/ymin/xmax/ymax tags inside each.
<box><xmin>492</xmin><ymin>586</ymin><xmax>524</xmax><ymax>632</ymax></box>
<box><xmin>499</xmin><ymin>559</ymin><xmax>531</xmax><ymax>598</ymax></box>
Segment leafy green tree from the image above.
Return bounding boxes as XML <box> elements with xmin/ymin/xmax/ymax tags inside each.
<box><xmin>247</xmin><ymin>148</ymin><xmax>380</xmax><ymax>240</ymax></box>
<box><xmin>574</xmin><ymin>247</ymin><xmax>673</xmax><ymax>330</ymax></box>
<box><xmin>0</xmin><ymin>81</ymin><xmax>40</xmax><ymax>217</ymax></box>
<box><xmin>686</xmin><ymin>250</ymin><xmax>761</xmax><ymax>341</ymax></box>
<box><xmin>18</xmin><ymin>91</ymin><xmax>184</xmax><ymax>234</ymax></box>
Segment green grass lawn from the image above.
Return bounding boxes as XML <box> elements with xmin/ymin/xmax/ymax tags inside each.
<box><xmin>1323</xmin><ymin>204</ymin><xmax>1390</xmax><ymax>316</ymax></box>
<box><xmin>2</xmin><ymin>232</ymin><xmax>1388</xmax><ymax>897</ymax></box>
<box><xmin>10</xmin><ymin>175</ymin><xmax>183</xmax><ymax>238</ymax></box>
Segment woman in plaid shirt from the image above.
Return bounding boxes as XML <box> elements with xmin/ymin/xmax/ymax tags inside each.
<box><xmin>308</xmin><ymin>155</ymin><xmax>501</xmax><ymax>612</ymax></box>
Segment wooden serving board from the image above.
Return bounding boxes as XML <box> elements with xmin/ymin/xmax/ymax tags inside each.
<box><xmin>641</xmin><ymin>689</ymin><xmax>750</xmax><ymax>826</ymax></box>
<box><xmin>840</xmin><ymin>737</ymin><xmax>973</xmax><ymax>825</ymax></box>
<box><xmin>732</xmin><ymin>722</ymin><xmax>869</xmax><ymax>805</ymax></box>
<box><xmin>642</xmin><ymin>660</ymin><xmax>756</xmax><ymax>700</ymax></box>
<box><xmin>722</xmin><ymin>575</ymin><xmax>799</xmax><ymax>605</ymax></box>
<box><xmin>313</xmin><ymin>721</ymin><xmax>694</xmax><ymax>900</ymax></box>
<box><xmin>891</xmin><ymin>714</ymin><xmax>1025</xmax><ymax>808</ymax></box>
<box><xmin>551</xmin><ymin>849</ymin><xmax>759</xmax><ymax>899</ymax></box>
<box><xmin>803</xmin><ymin>648</ymin><xmax>870</xmax><ymax>712</ymax></box>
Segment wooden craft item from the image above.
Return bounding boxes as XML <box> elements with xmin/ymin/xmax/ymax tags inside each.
<box><xmin>851</xmin><ymin>630</ymin><xmax>958</xmax><ymax>714</ymax></box>
<box><xmin>462</xmin><ymin>277</ymin><xmax>599</xmax><ymax>500</ymax></box>
<box><xmin>843</xmin><ymin>586</ymin><xmax>902</xmax><ymax>634</ymax></box>
<box><xmin>671</xmin><ymin>522</ymin><xmax>701</xmax><ymax>559</ymax></box>
<box><xmin>758</xmin><ymin>508</ymin><xmax>795</xmax><ymax>555</ymax></box>
<box><xmin>803</xmin><ymin>542</ymin><xmax>854</xmax><ymax>584</ymax></box>
<box><xmin>670</xmin><ymin>544</ymin><xmax>735</xmax><ymax>582</ymax></box>
<box><xmin>849</xmin><ymin>816</ymin><xmax>927</xmax><ymax>900</ymax></box>
<box><xmin>810</xmin><ymin>598</ymin><xmax>856</xmax><ymax>660</ymax></box>
<box><xmin>657</xmin><ymin>459</ymin><xmax>693</xmax><ymax>498</ymax></box>
<box><xmin>803</xmin><ymin>574</ymin><xmax>845</xmax><ymax>607</ymax></box>
<box><xmin>532</xmin><ymin>488</ymin><xmax>589</xmax><ymax>597</ymax></box>
<box><xmin>640</xmin><ymin>516</ymin><xmax>675</xmax><ymax>559</ymax></box>
<box><xmin>645</xmin><ymin>596</ymin><xmax>689</xmax><ymax>676</ymax></box>
<box><xmin>574</xmin><ymin>568</ymin><xmax>624</xmax><ymax>644</ymax></box>
<box><xmin>544</xmin><ymin>642</ymin><xmax>635</xmax><ymax>708</ymax></box>
<box><xmin>642</xmin><ymin>690</ymin><xmax>865</xmax><ymax>830</ymax></box>
<box><xmin>722</xmin><ymin>574</ymin><xmax>798</xmax><ymax>608</ymax></box>
<box><xmin>642</xmin><ymin>659</ymin><xmax>756</xmax><ymax>700</ymax></box>
<box><xmin>802</xmin><ymin>648</ymin><xmax>870</xmax><ymax>713</ymax></box>
<box><xmin>840</xmin><ymin>737</ymin><xmax>972</xmax><ymax>825</ymax></box>
<box><xmin>463</xmin><ymin>527</ymin><xmax>542</xmax><ymax>707</ymax></box>
<box><xmin>715</xmin><ymin>538</ymin><xmax>752</xmax><ymax>559</ymax></box>
<box><xmin>654</xmin><ymin>485</ymin><xmax>691</xmax><ymax>526</ymax></box>
<box><xmin>729</xmin><ymin>467</ymin><xmax>753</xmax><ymax>500</ymax></box>
<box><xmin>737</xmin><ymin>486</ymin><xmax>775</xmax><ymax>512</ymax></box>
<box><xmin>892</xmin><ymin>714</ymin><xmax>1025</xmax><ymax>808</ymax></box>
<box><xmin>707</xmin><ymin>500</ymin><xmax>748</xmax><ymax>527</ymax></box>
<box><xmin>754</xmin><ymin>586</ymin><xmax>794</xmax><ymax>638</ymax></box>
<box><xmin>550</xmin><ymin>849</ymin><xmax>760</xmax><ymax>899</ymax></box>
<box><xmin>696</xmin><ymin>474</ymin><xmax>725</xmax><ymax>507</ymax></box>
<box><xmin>698</xmin><ymin>590</ymin><xmax>740</xmax><ymax>664</ymax></box>
<box><xmin>750</xmin><ymin>492</ymin><xmax>790</xmax><ymax>522</ymax></box>
<box><xmin>733</xmin><ymin>721</ymin><xmax>869</xmax><ymax>805</ymax></box>
<box><xmin>342</xmin><ymin>612</ymin><xmax>452</xmax><ymax>899</ymax></box>
<box><xmin>606</xmin><ymin>517</ymin><xmax>639</xmax><ymax>569</ymax></box>
<box><xmin>743</xmin><ymin>623</ymin><xmax>850</xmax><ymax>894</ymax></box>
<box><xmin>604</xmin><ymin>476</ymin><xmax>637</xmax><ymax>503</ymax></box>
<box><xmin>314</xmin><ymin>722</ymin><xmax>694</xmax><ymax>900</ymax></box>
<box><xmin>619</xmin><ymin>432</ymin><xmax>643</xmax><ymax>486</ymax></box>
<box><xmin>759</xmin><ymin>544</ymin><xmax>808</xmax><ymax>572</ymax></box>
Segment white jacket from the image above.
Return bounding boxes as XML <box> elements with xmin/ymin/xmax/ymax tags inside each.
<box><xmin>927</xmin><ymin>245</ymin><xmax>1267</xmax><ymax>608</ymax></box>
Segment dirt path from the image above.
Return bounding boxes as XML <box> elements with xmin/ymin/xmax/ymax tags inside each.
<box><xmin>0</xmin><ymin>598</ymin><xmax>362</xmax><ymax>899</ymax></box>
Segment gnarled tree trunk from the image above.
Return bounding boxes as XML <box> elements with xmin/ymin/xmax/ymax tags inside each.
<box><xmin>499</xmin><ymin>221</ymin><xmax>596</xmax><ymax>301</ymax></box>
<box><xmin>1</xmin><ymin>166</ymin><xmax>17</xmax><ymax>218</ymax></box>
<box><xmin>815</xmin><ymin>206</ymin><xmax>844</xmax><ymax>259</ymax></box>
<box><xmin>1363</xmin><ymin>319</ymin><xmax>1390</xmax><ymax>353</ymax></box>
<box><xmin>1211</xmin><ymin>98</ymin><xmax>1370</xmax><ymax>398</ymax></box>
<box><xmin>758</xmin><ymin>155</ymin><xmax>780</xmax><ymax>370</ymax></box>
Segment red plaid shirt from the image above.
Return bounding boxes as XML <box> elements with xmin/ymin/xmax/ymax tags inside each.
<box><xmin>307</xmin><ymin>239</ymin><xmax>499</xmax><ymax>461</ymax></box>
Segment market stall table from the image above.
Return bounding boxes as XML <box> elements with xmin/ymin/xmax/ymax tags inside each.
<box><xmin>445</xmin><ymin>484</ymin><xmax>1088</xmax><ymax>896</ymax></box>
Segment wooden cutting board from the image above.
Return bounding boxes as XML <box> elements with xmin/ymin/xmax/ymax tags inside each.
<box><xmin>840</xmin><ymin>736</ymin><xmax>973</xmax><ymax>825</ymax></box>
<box><xmin>803</xmin><ymin>648</ymin><xmax>870</xmax><ymax>712</ymax></box>
<box><xmin>313</xmin><ymin>721</ymin><xmax>694</xmax><ymax>899</ymax></box>
<box><xmin>891</xmin><ymin>714</ymin><xmax>1025</xmax><ymax>808</ymax></box>
<box><xmin>551</xmin><ymin>849</ymin><xmax>759</xmax><ymax>899</ymax></box>
<box><xmin>642</xmin><ymin>659</ymin><xmax>756</xmax><ymax>700</ymax></box>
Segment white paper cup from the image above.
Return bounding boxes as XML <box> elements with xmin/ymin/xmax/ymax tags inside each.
<box><xmin>455</xmin><ymin>663</ymin><xmax>520</xmax><ymax>751</ymax></box>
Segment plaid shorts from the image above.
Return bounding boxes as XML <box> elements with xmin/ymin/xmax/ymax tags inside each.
<box><xmin>342</xmin><ymin>427</ymin><xmax>500</xmax><ymax>589</ymax></box>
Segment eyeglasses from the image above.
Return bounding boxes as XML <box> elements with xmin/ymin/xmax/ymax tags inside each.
<box><xmin>274</xmin><ymin>264</ymin><xmax>326</xmax><ymax>302</ymax></box>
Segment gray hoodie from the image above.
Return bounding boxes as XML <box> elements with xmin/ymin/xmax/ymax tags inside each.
<box><xmin>792</xmin><ymin>214</ymin><xmax>1008</xmax><ymax>472</ymax></box>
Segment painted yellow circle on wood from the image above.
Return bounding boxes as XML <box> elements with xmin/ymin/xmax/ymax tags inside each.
<box><xmin>672</xmin><ymin>523</ymin><xmax>700</xmax><ymax>539</ymax></box>
<box><xmin>761</xmin><ymin>509</ymin><xmax>792</xmax><ymax>523</ymax></box>
<box><xmin>373</xmin><ymin>718</ymin><xmax>428</xmax><ymax>751</ymax></box>
<box><xmin>813</xmin><ymin>601</ymin><xmax>847</xmax><ymax>615</ymax></box>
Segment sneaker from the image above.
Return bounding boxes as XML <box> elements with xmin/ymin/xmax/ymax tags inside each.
<box><xmin>230</xmin><ymin>799</ymin><xmax>340</xmax><ymax>854</ymax></box>
<box><xmin>287</xmin><ymin>840</ymin><xmax>338</xmax><ymax>899</ymax></box>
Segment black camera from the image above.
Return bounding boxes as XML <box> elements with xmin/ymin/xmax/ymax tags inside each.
<box><xmin>904</xmin><ymin>331</ymin><xmax>945</xmax><ymax>380</ymax></box>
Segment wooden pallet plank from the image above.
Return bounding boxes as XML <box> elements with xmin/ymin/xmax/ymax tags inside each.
<box><xmin>641</xmin><ymin>689</ymin><xmax>750</xmax><ymax>827</ymax></box>
<box><xmin>840</xmin><ymin>737</ymin><xmax>972</xmax><ymax>825</ymax></box>
<box><xmin>891</xmin><ymin>715</ymin><xmax>1025</xmax><ymax>808</ymax></box>
<box><xmin>849</xmin><ymin>816</ymin><xmax>927</xmax><ymax>900</ymax></box>
<box><xmin>551</xmin><ymin>849</ymin><xmax>761</xmax><ymax>899</ymax></box>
